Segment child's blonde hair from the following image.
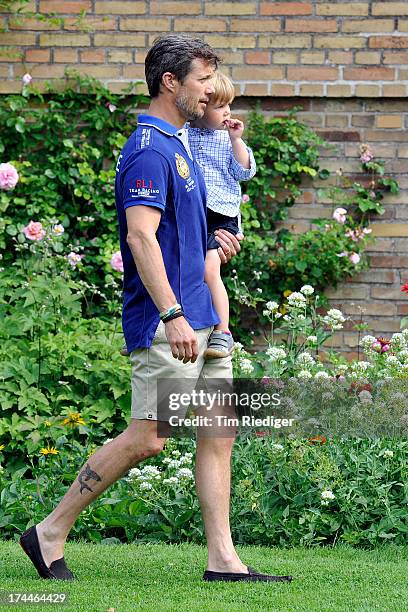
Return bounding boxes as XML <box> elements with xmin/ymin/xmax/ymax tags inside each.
<box><xmin>211</xmin><ymin>71</ymin><xmax>235</xmax><ymax>106</ymax></box>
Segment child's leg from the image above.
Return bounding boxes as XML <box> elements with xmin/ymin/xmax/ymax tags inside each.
<box><xmin>204</xmin><ymin>248</ymin><xmax>229</xmax><ymax>332</ymax></box>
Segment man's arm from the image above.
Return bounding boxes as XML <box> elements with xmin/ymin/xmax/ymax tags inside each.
<box><xmin>126</xmin><ymin>205</ymin><xmax>198</xmax><ymax>363</ymax></box>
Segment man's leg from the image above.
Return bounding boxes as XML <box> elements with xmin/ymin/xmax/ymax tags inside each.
<box><xmin>195</xmin><ymin>431</ymin><xmax>246</xmax><ymax>573</ymax></box>
<box><xmin>35</xmin><ymin>419</ymin><xmax>166</xmax><ymax>568</ymax></box>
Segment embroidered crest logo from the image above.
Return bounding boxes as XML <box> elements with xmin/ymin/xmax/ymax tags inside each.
<box><xmin>175</xmin><ymin>153</ymin><xmax>190</xmax><ymax>179</ymax></box>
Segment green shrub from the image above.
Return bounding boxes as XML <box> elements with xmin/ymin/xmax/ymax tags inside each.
<box><xmin>1</xmin><ymin>436</ymin><xmax>408</xmax><ymax>548</ymax></box>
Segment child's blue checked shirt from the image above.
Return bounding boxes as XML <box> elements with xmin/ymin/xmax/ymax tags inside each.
<box><xmin>188</xmin><ymin>126</ymin><xmax>256</xmax><ymax>218</ymax></box>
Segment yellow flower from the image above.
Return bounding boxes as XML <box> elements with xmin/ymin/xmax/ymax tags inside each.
<box><xmin>44</xmin><ymin>420</ymin><xmax>52</xmax><ymax>427</ymax></box>
<box><xmin>283</xmin><ymin>289</ymin><xmax>292</xmax><ymax>297</ymax></box>
<box><xmin>62</xmin><ymin>412</ymin><xmax>86</xmax><ymax>427</ymax></box>
<box><xmin>0</xmin><ymin>444</ymin><xmax>5</xmax><ymax>451</ymax></box>
<box><xmin>40</xmin><ymin>446</ymin><xmax>59</xmax><ymax>456</ymax></box>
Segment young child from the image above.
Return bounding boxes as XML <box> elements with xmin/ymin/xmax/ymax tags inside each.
<box><xmin>188</xmin><ymin>71</ymin><xmax>256</xmax><ymax>359</ymax></box>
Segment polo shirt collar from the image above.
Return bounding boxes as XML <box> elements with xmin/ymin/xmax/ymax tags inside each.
<box><xmin>137</xmin><ymin>114</ymin><xmax>179</xmax><ymax>137</ymax></box>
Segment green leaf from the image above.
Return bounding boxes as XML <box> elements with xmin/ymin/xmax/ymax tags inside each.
<box><xmin>318</xmin><ymin>169</ymin><xmax>330</xmax><ymax>180</ymax></box>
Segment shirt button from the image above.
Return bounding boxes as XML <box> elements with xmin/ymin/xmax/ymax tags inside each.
<box><xmin>199</xmin><ymin>146</ymin><xmax>203</xmax><ymax>150</ymax></box>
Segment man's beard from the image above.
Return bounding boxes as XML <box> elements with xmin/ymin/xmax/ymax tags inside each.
<box><xmin>175</xmin><ymin>92</ymin><xmax>203</xmax><ymax>121</ymax></box>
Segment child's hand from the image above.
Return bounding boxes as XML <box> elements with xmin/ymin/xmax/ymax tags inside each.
<box><xmin>225</xmin><ymin>118</ymin><xmax>245</xmax><ymax>141</ymax></box>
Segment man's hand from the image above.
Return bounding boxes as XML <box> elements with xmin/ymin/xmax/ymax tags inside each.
<box><xmin>164</xmin><ymin>317</ymin><xmax>199</xmax><ymax>363</ymax></box>
<box><xmin>214</xmin><ymin>229</ymin><xmax>244</xmax><ymax>264</ymax></box>
<box><xmin>225</xmin><ymin>118</ymin><xmax>245</xmax><ymax>141</ymax></box>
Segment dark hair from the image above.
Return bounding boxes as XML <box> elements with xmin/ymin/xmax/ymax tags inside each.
<box><xmin>145</xmin><ymin>34</ymin><xmax>221</xmax><ymax>98</ymax></box>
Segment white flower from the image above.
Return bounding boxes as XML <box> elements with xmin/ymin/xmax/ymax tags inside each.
<box><xmin>139</xmin><ymin>482</ymin><xmax>153</xmax><ymax>491</ymax></box>
<box><xmin>163</xmin><ymin>476</ymin><xmax>179</xmax><ymax>485</ymax></box>
<box><xmin>360</xmin><ymin>335</ymin><xmax>377</xmax><ymax>351</ymax></box>
<box><xmin>283</xmin><ymin>315</ymin><xmax>291</xmax><ymax>321</ymax></box>
<box><xmin>233</xmin><ymin>342</ymin><xmax>244</xmax><ymax>352</ymax></box>
<box><xmin>22</xmin><ymin>73</ymin><xmax>32</xmax><ymax>85</ymax></box>
<box><xmin>177</xmin><ymin>468</ymin><xmax>194</xmax><ymax>479</ymax></box>
<box><xmin>271</xmin><ymin>443</ymin><xmax>284</xmax><ymax>451</ymax></box>
<box><xmin>275</xmin><ymin>312</ymin><xmax>282</xmax><ymax>319</ymax></box>
<box><xmin>390</xmin><ymin>333</ymin><xmax>407</xmax><ymax>352</ymax></box>
<box><xmin>306</xmin><ymin>335</ymin><xmax>317</xmax><ymax>344</ymax></box>
<box><xmin>103</xmin><ymin>438</ymin><xmax>113</xmax><ymax>445</ymax></box>
<box><xmin>351</xmin><ymin>361</ymin><xmax>372</xmax><ymax>372</ymax></box>
<box><xmin>321</xmin><ymin>489</ymin><xmax>335</xmax><ymax>500</ymax></box>
<box><xmin>254</xmin><ymin>270</ymin><xmax>262</xmax><ymax>279</ymax></box>
<box><xmin>397</xmin><ymin>350</ymin><xmax>408</xmax><ymax>363</ymax></box>
<box><xmin>52</xmin><ymin>224</ymin><xmax>65</xmax><ymax>235</ymax></box>
<box><xmin>162</xmin><ymin>457</ymin><xmax>172</xmax><ymax>464</ymax></box>
<box><xmin>266</xmin><ymin>301</ymin><xmax>279</xmax><ymax>312</ymax></box>
<box><xmin>287</xmin><ymin>292</ymin><xmax>307</xmax><ymax>308</ymax></box>
<box><xmin>383</xmin><ymin>450</ymin><xmax>394</xmax><ymax>458</ymax></box>
<box><xmin>240</xmin><ymin>358</ymin><xmax>254</xmax><ymax>374</ymax></box>
<box><xmin>297</xmin><ymin>352</ymin><xmax>315</xmax><ymax>368</ymax></box>
<box><xmin>266</xmin><ymin>347</ymin><xmax>286</xmax><ymax>361</ymax></box>
<box><xmin>128</xmin><ymin>467</ymin><xmax>141</xmax><ymax>478</ymax></box>
<box><xmin>297</xmin><ymin>369</ymin><xmax>312</xmax><ymax>379</ymax></box>
<box><xmin>323</xmin><ymin>308</ymin><xmax>345</xmax><ymax>328</ymax></box>
<box><xmin>179</xmin><ymin>454</ymin><xmax>193</xmax><ymax>465</ymax></box>
<box><xmin>315</xmin><ymin>371</ymin><xmax>330</xmax><ymax>380</ymax></box>
<box><xmin>171</xmin><ymin>450</ymin><xmax>181</xmax><ymax>457</ymax></box>
<box><xmin>327</xmin><ymin>308</ymin><xmax>345</xmax><ymax>321</ymax></box>
<box><xmin>385</xmin><ymin>355</ymin><xmax>401</xmax><ymax>368</ymax></box>
<box><xmin>257</xmin><ymin>288</ymin><xmax>262</xmax><ymax>293</ymax></box>
<box><xmin>167</xmin><ymin>459</ymin><xmax>181</xmax><ymax>468</ymax></box>
<box><xmin>300</xmin><ymin>285</ymin><xmax>314</xmax><ymax>296</ymax></box>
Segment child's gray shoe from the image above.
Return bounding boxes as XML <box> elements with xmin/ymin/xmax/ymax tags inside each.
<box><xmin>120</xmin><ymin>344</ymin><xmax>130</xmax><ymax>356</ymax></box>
<box><xmin>204</xmin><ymin>331</ymin><xmax>234</xmax><ymax>360</ymax></box>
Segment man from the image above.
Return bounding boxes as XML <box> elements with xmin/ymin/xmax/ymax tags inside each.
<box><xmin>20</xmin><ymin>35</ymin><xmax>292</xmax><ymax>584</ymax></box>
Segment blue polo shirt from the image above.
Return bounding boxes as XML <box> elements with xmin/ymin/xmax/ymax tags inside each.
<box><xmin>115</xmin><ymin>114</ymin><xmax>219</xmax><ymax>351</ymax></box>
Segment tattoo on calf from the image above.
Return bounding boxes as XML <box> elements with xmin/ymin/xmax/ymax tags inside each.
<box><xmin>78</xmin><ymin>463</ymin><xmax>102</xmax><ymax>494</ymax></box>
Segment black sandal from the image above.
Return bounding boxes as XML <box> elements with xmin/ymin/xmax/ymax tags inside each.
<box><xmin>19</xmin><ymin>525</ymin><xmax>75</xmax><ymax>581</ymax></box>
<box><xmin>203</xmin><ymin>565</ymin><xmax>293</xmax><ymax>582</ymax></box>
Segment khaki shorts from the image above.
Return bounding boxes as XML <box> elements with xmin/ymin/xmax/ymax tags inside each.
<box><xmin>129</xmin><ymin>322</ymin><xmax>233</xmax><ymax>421</ymax></box>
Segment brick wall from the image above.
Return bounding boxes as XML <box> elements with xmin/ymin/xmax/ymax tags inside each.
<box><xmin>1</xmin><ymin>1</ymin><xmax>408</xmax><ymax>95</ymax></box>
<box><xmin>1</xmin><ymin>0</ymin><xmax>407</xmax><ymax>354</ymax></box>
<box><xmin>233</xmin><ymin>97</ymin><xmax>407</xmax><ymax>358</ymax></box>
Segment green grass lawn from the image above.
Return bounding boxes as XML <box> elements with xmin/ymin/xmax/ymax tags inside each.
<box><xmin>1</xmin><ymin>540</ymin><xmax>408</xmax><ymax>611</ymax></box>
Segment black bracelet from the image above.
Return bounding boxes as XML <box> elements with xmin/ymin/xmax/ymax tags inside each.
<box><xmin>162</xmin><ymin>310</ymin><xmax>185</xmax><ymax>323</ymax></box>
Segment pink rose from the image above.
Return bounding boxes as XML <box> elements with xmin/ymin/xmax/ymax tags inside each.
<box><xmin>110</xmin><ymin>251</ymin><xmax>124</xmax><ymax>273</ymax></box>
<box><xmin>333</xmin><ymin>207</ymin><xmax>347</xmax><ymax>224</ymax></box>
<box><xmin>349</xmin><ymin>252</ymin><xmax>360</xmax><ymax>265</ymax></box>
<box><xmin>106</xmin><ymin>103</ymin><xmax>117</xmax><ymax>113</ymax></box>
<box><xmin>242</xmin><ymin>194</ymin><xmax>250</xmax><ymax>203</ymax></box>
<box><xmin>345</xmin><ymin>229</ymin><xmax>358</xmax><ymax>242</ymax></box>
<box><xmin>22</xmin><ymin>220</ymin><xmax>46</xmax><ymax>241</ymax></box>
<box><xmin>22</xmin><ymin>73</ymin><xmax>32</xmax><ymax>86</ymax></box>
<box><xmin>0</xmin><ymin>162</ymin><xmax>19</xmax><ymax>190</ymax></box>
<box><xmin>360</xmin><ymin>153</ymin><xmax>373</xmax><ymax>163</ymax></box>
